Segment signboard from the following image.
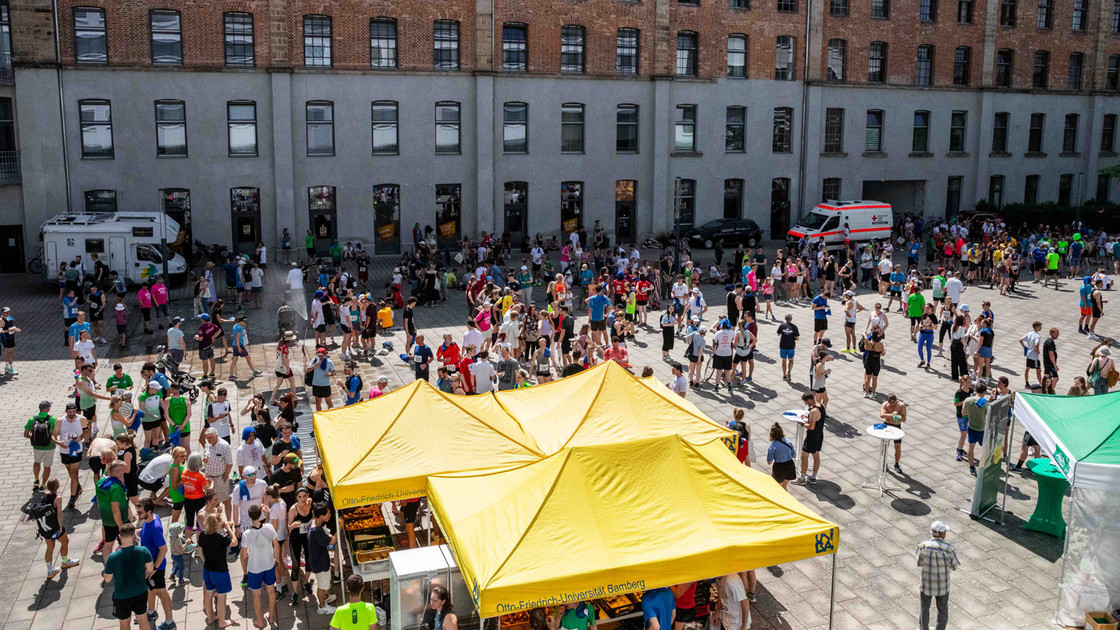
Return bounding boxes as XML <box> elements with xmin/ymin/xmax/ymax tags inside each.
<box><xmin>969</xmin><ymin>394</ymin><xmax>1011</xmax><ymax>519</ymax></box>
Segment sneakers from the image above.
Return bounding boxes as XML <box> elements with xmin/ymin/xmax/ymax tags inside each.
<box><xmin>791</xmin><ymin>475</ymin><xmax>808</xmax><ymax>485</ymax></box>
<box><xmin>317</xmin><ymin>605</ymin><xmax>337</xmax><ymax>615</ymax></box>
<box><xmin>156</xmin><ymin>621</ymin><xmax>177</xmax><ymax>630</ymax></box>
<box><xmin>808</xmin><ymin>475</ymin><xmax>817</xmax><ymax>484</ymax></box>
<box><xmin>60</xmin><ymin>557</ymin><xmax>80</xmax><ymax>568</ymax></box>
<box><xmin>45</xmin><ymin>566</ymin><xmax>60</xmax><ymax>580</ymax></box>
<box><xmin>747</xmin><ymin>592</ymin><xmax>757</xmax><ymax>603</ymax></box>
<box><xmin>970</xmin><ymin>466</ymin><xmax>977</xmax><ymax>476</ymax></box>
<box><xmin>955</xmin><ymin>450</ymin><xmax>965</xmax><ymax>462</ymax></box>
<box><xmin>1088</xmin><ymin>333</ymin><xmax>1100</xmax><ymax>341</ymax></box>
<box><xmin>147</xmin><ymin>610</ymin><xmax>159</xmax><ymax>622</ymax></box>
<box><xmin>325</xmin><ymin>593</ymin><xmax>338</xmax><ymax>605</ymax></box>
<box><xmin>893</xmin><ymin>463</ymin><xmax>903</xmax><ymax>474</ymax></box>
<box><xmin>291</xmin><ymin>593</ymin><xmax>300</xmax><ymax>606</ymax></box>
<box><xmin>1011</xmin><ymin>463</ymin><xmax>1023</xmax><ymax>472</ymax></box>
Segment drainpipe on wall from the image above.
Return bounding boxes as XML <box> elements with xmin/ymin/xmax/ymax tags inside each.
<box><xmin>795</xmin><ymin>0</ymin><xmax>812</xmax><ymax>225</ymax></box>
<box><xmin>51</xmin><ymin>0</ymin><xmax>72</xmax><ymax>213</ymax></box>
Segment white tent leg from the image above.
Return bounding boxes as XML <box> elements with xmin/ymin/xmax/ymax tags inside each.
<box><xmin>829</xmin><ymin>553</ymin><xmax>837</xmax><ymax>630</ymax></box>
<box><xmin>1054</xmin><ymin>466</ymin><xmax>1077</xmax><ymax>626</ymax></box>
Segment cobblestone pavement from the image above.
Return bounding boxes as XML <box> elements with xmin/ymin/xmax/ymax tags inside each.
<box><xmin>0</xmin><ymin>243</ymin><xmax>1103</xmax><ymax>630</ymax></box>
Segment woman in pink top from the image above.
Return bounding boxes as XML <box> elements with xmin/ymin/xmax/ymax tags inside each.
<box><xmin>137</xmin><ymin>282</ymin><xmax>153</xmax><ymax>335</ymax></box>
<box><xmin>150</xmin><ymin>277</ymin><xmax>169</xmax><ymax>329</ymax></box>
<box><xmin>560</xmin><ymin>245</ymin><xmax>571</xmax><ymax>272</ymax></box>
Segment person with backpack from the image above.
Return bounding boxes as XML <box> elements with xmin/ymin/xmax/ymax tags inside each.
<box><xmin>1087</xmin><ymin>347</ymin><xmax>1116</xmax><ymax>396</ymax></box>
<box><xmin>24</xmin><ymin>400</ymin><xmax>60</xmax><ymax>491</ymax></box>
<box><xmin>336</xmin><ymin>363</ymin><xmax>362</xmax><ymax>406</ymax></box>
<box><xmin>29</xmin><ymin>478</ymin><xmax>80</xmax><ymax>579</ymax></box>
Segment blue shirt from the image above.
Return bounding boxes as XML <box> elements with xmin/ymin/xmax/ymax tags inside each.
<box><xmin>908</xmin><ymin>243</ymin><xmax>921</xmax><ymax>258</ymax></box>
<box><xmin>232</xmin><ymin>323</ymin><xmax>247</xmax><ymax>348</ymax></box>
<box><xmin>166</xmin><ymin>327</ymin><xmax>185</xmax><ymax>350</ymax></box>
<box><xmin>767</xmin><ymin>438</ymin><xmax>796</xmax><ymax>464</ymax></box>
<box><xmin>311</xmin><ymin>358</ymin><xmax>334</xmax><ymax>387</ymax></box>
<box><xmin>1080</xmin><ymin>284</ymin><xmax>1093</xmax><ymax>307</ymax></box>
<box><xmin>642</xmin><ymin>588</ymin><xmax>676</xmax><ymax>630</ymax></box>
<box><xmin>345</xmin><ymin>375</ymin><xmax>362</xmax><ymax>405</ymax></box>
<box><xmin>588</xmin><ymin>294</ymin><xmax>611</xmax><ymax>321</ymax></box>
<box><xmin>62</xmin><ymin>297</ymin><xmax>79</xmax><ymax>319</ymax></box>
<box><xmin>812</xmin><ymin>295</ymin><xmax>828</xmax><ymax>319</ymax></box>
<box><xmin>1070</xmin><ymin>241</ymin><xmax>1083</xmax><ymax>258</ymax></box>
<box><xmin>412</xmin><ymin>344</ymin><xmax>434</xmax><ymax>372</ymax></box>
<box><xmin>890</xmin><ymin>271</ymin><xmax>905</xmax><ymax>290</ymax></box>
<box><xmin>140</xmin><ymin>515</ymin><xmax>167</xmax><ymax>571</ymax></box>
<box><xmin>69</xmin><ymin>321</ymin><xmax>91</xmax><ymax>341</ymax></box>
<box><xmin>223</xmin><ymin>262</ymin><xmax>237</xmax><ymax>285</ymax></box>
<box><xmin>579</xmin><ymin>270</ymin><xmax>593</xmax><ymax>286</ymax></box>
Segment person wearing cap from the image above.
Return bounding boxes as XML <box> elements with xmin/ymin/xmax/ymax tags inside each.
<box><xmin>236</xmin><ymin>427</ymin><xmax>268</xmax><ymax>478</ymax></box>
<box><xmin>25</xmin><ymin>400</ymin><xmax>63</xmax><ymax>491</ymax></box>
<box><xmin>368</xmin><ymin>375</ymin><xmax>390</xmax><ymax>399</ymax></box>
<box><xmin>686</xmin><ymin>287</ymin><xmax>708</xmax><ymax>324</ymax></box>
<box><xmin>194</xmin><ymin>313</ymin><xmax>219</xmax><ymax>380</ymax></box>
<box><xmin>228</xmin><ymin>316</ymin><xmax>260</xmax><ymax>381</ymax></box>
<box><xmin>516</xmin><ymin>265</ymin><xmax>534</xmax><ymax>305</ymax></box>
<box><xmin>307</xmin><ymin>347</ymin><xmax>335</xmax><ymax>411</ymax></box>
<box><xmin>271</xmin><ymin>330</ymin><xmax>302</xmax><ymax>406</ymax></box>
<box><xmin>231</xmin><ymin>461</ymin><xmax>265</xmax><ymax>559</ymax></box>
<box><xmin>916</xmin><ymin>520</ymin><xmax>959</xmax><ymax>630</ymax></box>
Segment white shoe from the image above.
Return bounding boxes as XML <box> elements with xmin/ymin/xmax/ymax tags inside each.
<box><xmin>317</xmin><ymin>605</ymin><xmax>337</xmax><ymax>615</ymax></box>
<box><xmin>325</xmin><ymin>593</ymin><xmax>337</xmax><ymax>604</ymax></box>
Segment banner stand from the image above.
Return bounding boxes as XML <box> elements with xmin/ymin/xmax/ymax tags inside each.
<box><xmin>959</xmin><ymin>395</ymin><xmax>1012</xmax><ymax>525</ymax></box>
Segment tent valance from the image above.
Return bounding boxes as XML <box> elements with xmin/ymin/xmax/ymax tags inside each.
<box><xmin>1013</xmin><ymin>391</ymin><xmax>1120</xmax><ymax>490</ymax></box>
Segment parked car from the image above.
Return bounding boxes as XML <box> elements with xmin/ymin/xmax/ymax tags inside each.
<box><xmin>686</xmin><ymin>219</ymin><xmax>763</xmax><ymax>249</ymax></box>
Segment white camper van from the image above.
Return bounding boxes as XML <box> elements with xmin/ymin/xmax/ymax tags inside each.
<box><xmin>41</xmin><ymin>212</ymin><xmax>188</xmax><ymax>284</ymax></box>
<box><xmin>787</xmin><ymin>200</ymin><xmax>894</xmax><ymax>247</ymax></box>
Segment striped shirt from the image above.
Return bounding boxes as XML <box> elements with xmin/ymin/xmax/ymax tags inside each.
<box><xmin>916</xmin><ymin>537</ymin><xmax>959</xmax><ymax>596</ymax></box>
<box><xmin>203</xmin><ymin>439</ymin><xmax>233</xmax><ymax>477</ymax></box>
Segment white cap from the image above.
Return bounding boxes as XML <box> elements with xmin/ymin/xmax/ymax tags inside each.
<box><xmin>243</xmin><ymin>465</ymin><xmax>257</xmax><ymax>478</ymax></box>
<box><xmin>377</xmin><ymin>376</ymin><xmax>389</xmax><ymax>383</ymax></box>
<box><xmin>930</xmin><ymin>520</ymin><xmax>949</xmax><ymax>534</ymax></box>
<box><xmin>699</xmin><ymin>326</ymin><xmax>708</xmax><ymax>333</ymax></box>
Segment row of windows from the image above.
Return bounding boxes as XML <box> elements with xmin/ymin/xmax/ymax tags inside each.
<box><xmin>821</xmin><ymin>108</ymin><xmax>1110</xmax><ymax>156</ymax></box>
<box><xmin>830</xmin><ymin>0</ymin><xmax>1099</xmax><ymax>29</ymax></box>
<box><xmin>986</xmin><ymin>172</ymin><xmax>1113</xmax><ymax>207</ymax></box>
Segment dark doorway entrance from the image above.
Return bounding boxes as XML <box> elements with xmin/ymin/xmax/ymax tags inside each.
<box><xmin>435</xmin><ymin>183</ymin><xmax>461</xmax><ymax>251</ymax></box>
<box><xmin>373</xmin><ymin>184</ymin><xmax>401</xmax><ymax>255</ymax></box>
<box><xmin>615</xmin><ymin>180</ymin><xmax>636</xmax><ymax>244</ymax></box>
<box><xmin>309</xmin><ymin>186</ymin><xmax>337</xmax><ymax>256</ymax></box>
<box><xmin>724</xmin><ymin>179</ymin><xmax>743</xmax><ymax>219</ymax></box>
<box><xmin>770</xmin><ymin>178</ymin><xmax>791</xmax><ymax>239</ymax></box>
<box><xmin>230</xmin><ymin>187</ymin><xmax>261</xmax><ymax>255</ymax></box>
<box><xmin>561</xmin><ymin>181</ymin><xmax>583</xmax><ymax>235</ymax></box>
<box><xmin>862</xmin><ymin>180</ymin><xmax>926</xmax><ymax>219</ymax></box>
<box><xmin>161</xmin><ymin>188</ymin><xmax>191</xmax><ymax>260</ymax></box>
<box><xmin>504</xmin><ymin>182</ymin><xmax>528</xmax><ymax>251</ymax></box>
<box><xmin>0</xmin><ymin>226</ymin><xmax>25</xmax><ymax>272</ymax></box>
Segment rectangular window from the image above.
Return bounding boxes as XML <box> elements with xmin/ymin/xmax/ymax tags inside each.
<box><xmin>1098</xmin><ymin>173</ymin><xmax>1111</xmax><ymax>202</ymax></box>
<box><xmin>675</xmin><ymin>104</ymin><xmax>697</xmax><ymax>152</ymax></box>
<box><xmin>150</xmin><ymin>10</ymin><xmax>182</xmax><ymax>65</ymax></box>
<box><xmin>995</xmin><ymin>49</ymin><xmax>1013</xmax><ymax>87</ymax></box>
<box><xmin>778</xmin><ymin>0</ymin><xmax>797</xmax><ymax>11</ymax></box>
<box><xmin>868</xmin><ymin>41</ymin><xmax>887</xmax><ymax>83</ymax></box>
<box><xmin>1024</xmin><ymin>174</ymin><xmax>1040</xmax><ymax>204</ymax></box>
<box><xmin>155</xmin><ymin>100</ymin><xmax>186</xmax><ymax>156</ymax></box>
<box><xmin>958</xmin><ymin>0</ymin><xmax>974</xmax><ymax>22</ymax></box>
<box><xmin>824</xmin><ymin>107</ymin><xmax>845</xmax><ymax>153</ymax></box>
<box><xmin>370</xmin><ymin>18</ymin><xmax>398</xmax><ymax>69</ymax></box>
<box><xmin>306</xmin><ymin>101</ymin><xmax>334</xmax><ymax>156</ymax></box>
<box><xmin>371</xmin><ymin>101</ymin><xmax>398</xmax><ymax>155</ymax></box>
<box><xmin>946</xmin><ymin>176</ymin><xmax>962</xmax><ymax>215</ymax></box>
<box><xmin>773</xmin><ymin>106</ymin><xmax>793</xmax><ymax>152</ymax></box>
<box><xmin>1028</xmin><ymin>113</ymin><xmax>1045</xmax><ymax>152</ymax></box>
<box><xmin>771</xmin><ymin>178</ymin><xmax>791</xmax><ymax>235</ymax></box>
<box><xmin>988</xmin><ymin>175</ymin><xmax>1004</xmax><ymax>207</ymax></box>
<box><xmin>1108</xmin><ymin>55</ymin><xmax>1119</xmax><ymax>91</ymax></box>
<box><xmin>678</xmin><ymin>179</ymin><xmax>696</xmax><ymax>230</ymax></box>
<box><xmin>561</xmin><ymin>103</ymin><xmax>585</xmax><ymax>153</ymax></box>
<box><xmin>872</xmin><ymin>0</ymin><xmax>890</xmax><ymax>17</ymax></box>
<box><xmin>503</xmin><ymin>23</ymin><xmax>528</xmax><ymax>71</ymax></box>
<box><xmin>617</xmin><ymin>28</ymin><xmax>639</xmax><ymax>74</ymax></box>
<box><xmin>953</xmin><ymin>47</ymin><xmax>971</xmax><ymax>85</ymax></box>
<box><xmin>1058</xmin><ymin>173</ymin><xmax>1073</xmax><ymax>205</ymax></box>
<box><xmin>992</xmin><ymin>112</ymin><xmax>1009</xmax><ymax>153</ymax></box>
<box><xmin>1072</xmin><ymin>0</ymin><xmax>1087</xmax><ymax>30</ymax></box>
<box><xmin>727</xmin><ymin>34</ymin><xmax>747</xmax><ymax>78</ymax></box>
<box><xmin>79</xmin><ymin>99</ymin><xmax>113</xmax><ymax>158</ymax></box>
<box><xmin>1102</xmin><ymin>114</ymin><xmax>1117</xmax><ymax>152</ymax></box>
<box><xmin>1000</xmin><ymin>0</ymin><xmax>1017</xmax><ymax>25</ymax></box>
<box><xmin>434</xmin><ymin>20</ymin><xmax>460</xmax><ymax>70</ymax></box>
<box><xmin>223</xmin><ymin>12</ymin><xmax>254</xmax><ymax>66</ymax></box>
<box><xmin>775</xmin><ymin>36</ymin><xmax>795</xmax><ymax>80</ymax></box>
<box><xmin>1113</xmin><ymin>0</ymin><xmax>1119</xmax><ymax>32</ymax></box>
<box><xmin>503</xmin><ymin>102</ymin><xmax>528</xmax><ymax>154</ymax></box>
<box><xmin>865</xmin><ymin>110</ymin><xmax>883</xmax><ymax>152</ymax></box>
<box><xmin>1038</xmin><ymin>0</ymin><xmax>1053</xmax><ymax>27</ymax></box>
<box><xmin>822</xmin><ymin>178</ymin><xmax>841</xmax><ymax>202</ymax></box>
<box><xmin>726</xmin><ymin>106</ymin><xmax>746</xmax><ymax>152</ymax></box>
<box><xmin>616</xmin><ymin>104</ymin><xmax>639</xmax><ymax>152</ymax></box>
<box><xmin>676</xmin><ymin>31</ymin><xmax>698</xmax><ymax>76</ymax></box>
<box><xmin>827</xmin><ymin>39</ymin><xmax>847</xmax><ymax>82</ymax></box>
<box><xmin>303</xmin><ymin>15</ymin><xmax>331</xmax><ymax>67</ymax></box>
<box><xmin>916</xmin><ymin>45</ymin><xmax>933</xmax><ymax>86</ymax></box>
<box><xmin>1067</xmin><ymin>53</ymin><xmax>1083</xmax><ymax>91</ymax></box>
<box><xmin>831</xmin><ymin>0</ymin><xmax>850</xmax><ymax>16</ymax></box>
<box><xmin>227</xmin><ymin>101</ymin><xmax>257</xmax><ymax>156</ymax></box>
<box><xmin>912</xmin><ymin>110</ymin><xmax>930</xmax><ymax>152</ymax></box>
<box><xmin>731</xmin><ymin>0</ymin><xmax>750</xmax><ymax>7</ymax></box>
<box><xmin>74</xmin><ymin>8</ymin><xmax>107</xmax><ymax>64</ymax></box>
<box><xmin>1032</xmin><ymin>51</ymin><xmax>1049</xmax><ymax>88</ymax></box>
<box><xmin>920</xmin><ymin>0</ymin><xmax>936</xmax><ymax>21</ymax></box>
<box><xmin>1063</xmin><ymin>113</ymin><xmax>1079</xmax><ymax>153</ymax></box>
<box><xmin>949</xmin><ymin>110</ymin><xmax>967</xmax><ymax>152</ymax></box>
<box><xmin>435</xmin><ymin>102</ymin><xmax>461</xmax><ymax>154</ymax></box>
<box><xmin>0</xmin><ymin>97</ymin><xmax>12</xmax><ymax>152</ymax></box>
<box><xmin>561</xmin><ymin>25</ymin><xmax>585</xmax><ymax>73</ymax></box>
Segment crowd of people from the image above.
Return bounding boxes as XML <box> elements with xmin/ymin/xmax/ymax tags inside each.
<box><xmin>16</xmin><ymin>213</ymin><xmax>1119</xmax><ymax>630</ymax></box>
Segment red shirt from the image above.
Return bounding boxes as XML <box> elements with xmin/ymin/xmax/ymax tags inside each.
<box><xmin>458</xmin><ymin>357</ymin><xmax>475</xmax><ymax>393</ymax></box>
<box><xmin>438</xmin><ymin>342</ymin><xmax>461</xmax><ymax>365</ymax></box>
<box><xmin>636</xmin><ymin>281</ymin><xmax>651</xmax><ymax>300</ymax></box>
<box><xmin>675</xmin><ymin>582</ymin><xmax>697</xmax><ymax>608</ymax></box>
<box><xmin>612</xmin><ymin>279</ymin><xmax>624</xmax><ymax>297</ymax></box>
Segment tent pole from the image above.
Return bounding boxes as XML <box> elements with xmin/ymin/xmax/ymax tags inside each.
<box><xmin>828</xmin><ymin>553</ymin><xmax>836</xmax><ymax>630</ymax></box>
<box><xmin>999</xmin><ymin>413</ymin><xmax>1016</xmax><ymax>525</ymax></box>
<box><xmin>1054</xmin><ymin>464</ymin><xmax>1077</xmax><ymax>625</ymax></box>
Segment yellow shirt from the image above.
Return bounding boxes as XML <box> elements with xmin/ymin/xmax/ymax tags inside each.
<box><xmin>499</xmin><ymin>295</ymin><xmax>513</xmax><ymax>315</ymax></box>
<box><xmin>377</xmin><ymin>307</ymin><xmax>394</xmax><ymax>328</ymax></box>
<box><xmin>992</xmin><ymin>249</ymin><xmax>1003</xmax><ymax>265</ymax></box>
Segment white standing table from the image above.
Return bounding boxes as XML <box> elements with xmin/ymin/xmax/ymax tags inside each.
<box><xmin>860</xmin><ymin>424</ymin><xmax>905</xmax><ymax>496</ymax></box>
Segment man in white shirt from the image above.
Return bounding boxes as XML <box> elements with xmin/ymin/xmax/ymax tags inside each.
<box><xmin>462</xmin><ymin>321</ymin><xmax>484</xmax><ymax>352</ymax></box>
<box><xmin>310</xmin><ymin>291</ymin><xmax>326</xmax><ymax>346</ymax></box>
<box><xmin>231</xmin><ymin>466</ymin><xmax>265</xmax><ymax>530</ymax></box>
<box><xmin>710</xmin><ymin>322</ymin><xmax>736</xmax><ymax>393</ymax></box>
<box><xmin>877</xmin><ymin>255</ymin><xmax>893</xmax><ymax>295</ymax></box>
<box><xmin>469</xmin><ymin>351</ymin><xmax>497</xmax><ymax>393</ymax></box>
<box><xmin>1018</xmin><ymin>321</ymin><xmax>1043</xmax><ymax>387</ymax></box>
<box><xmin>717</xmin><ymin>573</ymin><xmax>751</xmax><ymax>630</ymax></box>
<box><xmin>240</xmin><ymin>503</ymin><xmax>279</xmax><ymax>629</ymax></box>
<box><xmin>286</xmin><ymin>263</ymin><xmax>303</xmax><ymax>291</ymax></box>
<box><xmin>671</xmin><ymin>278</ymin><xmax>690</xmax><ymax>330</ymax></box>
<box><xmin>236</xmin><ymin>428</ymin><xmax>268</xmax><ymax>476</ymax></box>
<box><xmin>666</xmin><ymin>362</ymin><xmax>688</xmax><ymax>398</ymax></box>
<box><xmin>944</xmin><ymin>272</ymin><xmax>965</xmax><ymax>306</ymax></box>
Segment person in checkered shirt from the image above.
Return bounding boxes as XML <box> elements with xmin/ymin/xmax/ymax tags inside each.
<box><xmin>916</xmin><ymin>520</ymin><xmax>960</xmax><ymax>630</ymax></box>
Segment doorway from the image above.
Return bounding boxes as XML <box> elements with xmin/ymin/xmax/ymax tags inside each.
<box><xmin>560</xmin><ymin>181</ymin><xmax>583</xmax><ymax>235</ymax></box>
<box><xmin>770</xmin><ymin>178</ymin><xmax>791</xmax><ymax>239</ymax></box>
<box><xmin>309</xmin><ymin>186</ymin><xmax>337</xmax><ymax>256</ymax></box>
<box><xmin>161</xmin><ymin>188</ymin><xmax>191</xmax><ymax>260</ymax></box>
<box><xmin>230</xmin><ymin>187</ymin><xmax>261</xmax><ymax>255</ymax></box>
<box><xmin>615</xmin><ymin>180</ymin><xmax>636</xmax><ymax>244</ymax></box>
<box><xmin>373</xmin><ymin>184</ymin><xmax>401</xmax><ymax>255</ymax></box>
<box><xmin>0</xmin><ymin>225</ymin><xmax>24</xmax><ymax>273</ymax></box>
<box><xmin>862</xmin><ymin>180</ymin><xmax>926</xmax><ymax>219</ymax></box>
<box><xmin>504</xmin><ymin>182</ymin><xmax>528</xmax><ymax>251</ymax></box>
<box><xmin>435</xmin><ymin>184</ymin><xmax>462</xmax><ymax>251</ymax></box>
<box><xmin>724</xmin><ymin>179</ymin><xmax>743</xmax><ymax>219</ymax></box>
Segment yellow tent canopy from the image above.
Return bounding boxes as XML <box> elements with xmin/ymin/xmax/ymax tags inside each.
<box><xmin>495</xmin><ymin>361</ymin><xmax>737</xmax><ymax>454</ymax></box>
<box><xmin>427</xmin><ymin>435</ymin><xmax>839</xmax><ymax>617</ymax></box>
<box><xmin>314</xmin><ymin>380</ymin><xmax>543</xmax><ymax>507</ymax></box>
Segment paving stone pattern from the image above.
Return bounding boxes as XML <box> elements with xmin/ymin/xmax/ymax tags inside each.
<box><xmin>0</xmin><ymin>243</ymin><xmax>1099</xmax><ymax>629</ymax></box>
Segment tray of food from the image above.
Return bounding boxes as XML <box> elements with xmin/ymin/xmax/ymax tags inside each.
<box><xmin>595</xmin><ymin>594</ymin><xmax>640</xmax><ymax>617</ymax></box>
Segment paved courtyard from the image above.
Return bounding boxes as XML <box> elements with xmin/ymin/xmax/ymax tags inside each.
<box><xmin>0</xmin><ymin>243</ymin><xmax>1101</xmax><ymax>629</ymax></box>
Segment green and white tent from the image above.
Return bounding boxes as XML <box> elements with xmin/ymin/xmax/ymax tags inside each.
<box><xmin>1013</xmin><ymin>392</ymin><xmax>1120</xmax><ymax>627</ymax></box>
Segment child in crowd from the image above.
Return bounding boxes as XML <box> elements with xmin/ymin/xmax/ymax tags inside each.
<box><xmin>168</xmin><ymin>520</ymin><xmax>187</xmax><ymax>587</ymax></box>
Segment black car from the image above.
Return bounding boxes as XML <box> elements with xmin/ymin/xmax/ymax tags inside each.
<box><xmin>686</xmin><ymin>219</ymin><xmax>763</xmax><ymax>248</ymax></box>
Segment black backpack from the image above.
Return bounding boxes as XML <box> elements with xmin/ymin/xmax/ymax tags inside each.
<box><xmin>29</xmin><ymin>416</ymin><xmax>52</xmax><ymax>448</ymax></box>
<box><xmin>21</xmin><ymin>494</ymin><xmax>52</xmax><ymax>520</ymax></box>
<box><xmin>348</xmin><ymin>374</ymin><xmax>363</xmax><ymax>393</ymax></box>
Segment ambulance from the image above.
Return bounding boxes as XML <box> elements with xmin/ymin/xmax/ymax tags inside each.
<box><xmin>786</xmin><ymin>200</ymin><xmax>894</xmax><ymax>247</ymax></box>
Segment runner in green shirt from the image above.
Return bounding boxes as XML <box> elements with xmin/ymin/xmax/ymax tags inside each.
<box><xmin>559</xmin><ymin>602</ymin><xmax>597</xmax><ymax>630</ymax></box>
<box><xmin>96</xmin><ymin>460</ymin><xmax>131</xmax><ymax>553</ymax></box>
<box><xmin>330</xmin><ymin>574</ymin><xmax>379</xmax><ymax>629</ymax></box>
<box><xmin>1045</xmin><ymin>249</ymin><xmax>1061</xmax><ymax>290</ymax></box>
<box><xmin>24</xmin><ymin>402</ymin><xmax>59</xmax><ymax>490</ymax></box>
<box><xmin>906</xmin><ymin>286</ymin><xmax>926</xmax><ymax>341</ymax></box>
<box><xmin>165</xmin><ymin>383</ymin><xmax>191</xmax><ymax>445</ymax></box>
<box><xmin>102</xmin><ymin>523</ymin><xmax>154</xmax><ymax>615</ymax></box>
<box><xmin>305</xmin><ymin>231</ymin><xmax>315</xmax><ymax>259</ymax></box>
<box><xmin>105</xmin><ymin>364</ymin><xmax>133</xmax><ymax>395</ymax></box>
